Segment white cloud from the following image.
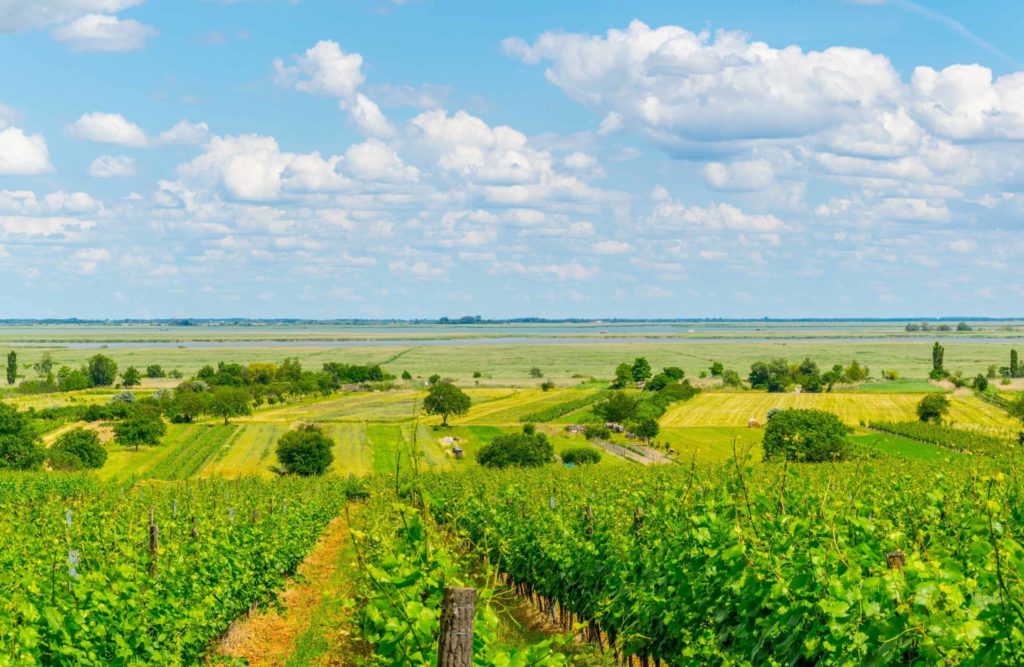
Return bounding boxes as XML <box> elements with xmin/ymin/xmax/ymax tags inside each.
<box><xmin>0</xmin><ymin>1</ymin><xmax>143</xmax><ymax>33</ymax></box>
<box><xmin>563</xmin><ymin>151</ymin><xmax>597</xmax><ymax>170</ymax></box>
<box><xmin>68</xmin><ymin>112</ymin><xmax>148</xmax><ymax>146</ymax></box>
<box><xmin>158</xmin><ymin>119</ymin><xmax>210</xmax><ymax>145</ymax></box>
<box><xmin>274</xmin><ymin>40</ymin><xmax>364</xmax><ymax>99</ymax></box>
<box><xmin>647</xmin><ymin>199</ymin><xmax>785</xmax><ymax>233</ymax></box>
<box><xmin>344</xmin><ymin>139</ymin><xmax>418</xmax><ymax>182</ymax></box>
<box><xmin>52</xmin><ymin>13</ymin><xmax>156</xmax><ymax>52</ymax></box>
<box><xmin>592</xmin><ymin>240</ymin><xmax>632</xmax><ymax>254</ymax></box>
<box><xmin>344</xmin><ymin>93</ymin><xmax>395</xmax><ymax>137</ymax></box>
<box><xmin>88</xmin><ymin>155</ymin><xmax>135</xmax><ymax>178</ymax></box>
<box><xmin>0</xmin><ymin>190</ymin><xmax>100</xmax><ymax>214</ymax></box>
<box><xmin>0</xmin><ymin>127</ymin><xmax>51</xmax><ymax>174</ymax></box>
<box><xmin>947</xmin><ymin>239</ymin><xmax>976</xmax><ymax>253</ymax></box>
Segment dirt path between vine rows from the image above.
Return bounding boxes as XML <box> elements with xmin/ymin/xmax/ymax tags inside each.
<box><xmin>213</xmin><ymin>510</ymin><xmax>362</xmax><ymax>666</ymax></box>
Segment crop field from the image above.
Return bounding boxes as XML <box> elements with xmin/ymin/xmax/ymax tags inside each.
<box><xmin>660</xmin><ymin>391</ymin><xmax>1017</xmax><ymax>428</ymax></box>
<box><xmin>455</xmin><ymin>387</ymin><xmax>599</xmax><ymax>424</ymax></box>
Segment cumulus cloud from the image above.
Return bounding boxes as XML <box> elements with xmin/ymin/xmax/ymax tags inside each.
<box><xmin>69</xmin><ymin>114</ymin><xmax>210</xmax><ymax>147</ymax></box>
<box><xmin>88</xmin><ymin>155</ymin><xmax>135</xmax><ymax>178</ymax></box>
<box><xmin>68</xmin><ymin>112</ymin><xmax>148</xmax><ymax>146</ymax></box>
<box><xmin>0</xmin><ymin>127</ymin><xmax>51</xmax><ymax>174</ymax></box>
<box><xmin>274</xmin><ymin>40</ymin><xmax>365</xmax><ymax>99</ymax></box>
<box><xmin>52</xmin><ymin>13</ymin><xmax>156</xmax><ymax>51</ymax></box>
<box><xmin>592</xmin><ymin>240</ymin><xmax>632</xmax><ymax>254</ymax></box>
<box><xmin>702</xmin><ymin>160</ymin><xmax>775</xmax><ymax>191</ymax></box>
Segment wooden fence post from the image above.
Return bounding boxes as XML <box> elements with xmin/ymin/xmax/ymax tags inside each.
<box><xmin>438</xmin><ymin>586</ymin><xmax>475</xmax><ymax>667</ymax></box>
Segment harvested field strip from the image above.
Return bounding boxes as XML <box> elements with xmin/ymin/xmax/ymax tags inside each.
<box><xmin>660</xmin><ymin>392</ymin><xmax>1017</xmax><ymax>428</ymax></box>
<box><xmin>146</xmin><ymin>423</ymin><xmax>238</xmax><ymax>480</ymax></box>
<box><xmin>199</xmin><ymin>422</ymin><xmax>288</xmax><ymax>479</ymax></box>
<box><xmin>658</xmin><ymin>426</ymin><xmax>764</xmax><ymax>463</ymax></box>
<box><xmin>458</xmin><ymin>388</ymin><xmax>596</xmax><ymax>424</ymax></box>
<box><xmin>367</xmin><ymin>424</ymin><xmax>403</xmax><ymax>475</ymax></box>
<box><xmin>327</xmin><ymin>423</ymin><xmax>372</xmax><ymax>477</ymax></box>
<box><xmin>97</xmin><ymin>423</ymin><xmax>194</xmax><ymax>480</ymax></box>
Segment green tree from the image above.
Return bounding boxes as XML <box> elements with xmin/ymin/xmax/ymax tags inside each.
<box><xmin>51</xmin><ymin>428</ymin><xmax>107</xmax><ymax>469</ymax></box>
<box><xmin>561</xmin><ymin>447</ymin><xmax>601</xmax><ymax>465</ymax></box>
<box><xmin>401</xmin><ymin>370</ymin><xmax>412</xmax><ymax>381</ymax></box>
<box><xmin>844</xmin><ymin>361</ymin><xmax>869</xmax><ymax>382</ymax></box>
<box><xmin>974</xmin><ymin>374</ymin><xmax>989</xmax><ymax>392</ymax></box>
<box><xmin>930</xmin><ymin>342</ymin><xmax>945</xmax><ymax>379</ymax></box>
<box><xmin>611</xmin><ymin>363</ymin><xmax>633</xmax><ymax>389</ymax></box>
<box><xmin>57</xmin><ymin>366</ymin><xmax>91</xmax><ymax>392</ymax></box>
<box><xmin>33</xmin><ymin>353</ymin><xmax>54</xmax><ymax>378</ymax></box>
<box><xmin>5</xmin><ymin>351</ymin><xmax>15</xmax><ymax>385</ymax></box>
<box><xmin>121</xmin><ymin>366</ymin><xmax>141</xmax><ymax>388</ymax></box>
<box><xmin>709</xmin><ymin>361</ymin><xmax>724</xmax><ymax>377</ymax></box>
<box><xmin>0</xmin><ymin>401</ymin><xmax>44</xmax><ymax>470</ymax></box>
<box><xmin>427</xmin><ymin>373</ymin><xmax>442</xmax><ymax>386</ymax></box>
<box><xmin>529</xmin><ymin>367</ymin><xmax>544</xmax><ymax>378</ymax></box>
<box><xmin>1009</xmin><ymin>393</ymin><xmax>1024</xmax><ymax>426</ymax></box>
<box><xmin>762</xmin><ymin>409</ymin><xmax>849</xmax><ymax>462</ymax></box>
<box><xmin>662</xmin><ymin>366</ymin><xmax>685</xmax><ymax>380</ymax></box>
<box><xmin>629</xmin><ymin>416</ymin><xmax>659</xmax><ymax>444</ymax></box>
<box><xmin>749</xmin><ymin>359</ymin><xmax>790</xmax><ymax>392</ymax></box>
<box><xmin>276</xmin><ymin>424</ymin><xmax>334</xmax><ymax>476</ymax></box>
<box><xmin>423</xmin><ymin>381</ymin><xmax>471</xmax><ymax>426</ymax></box>
<box><xmin>916</xmin><ymin>394</ymin><xmax>950</xmax><ymax>424</ymax></box>
<box><xmin>721</xmin><ymin>369</ymin><xmax>743</xmax><ymax>388</ymax></box>
<box><xmin>631</xmin><ymin>357</ymin><xmax>652</xmax><ymax>383</ymax></box>
<box><xmin>145</xmin><ymin>364</ymin><xmax>165</xmax><ymax>378</ymax></box>
<box><xmin>594</xmin><ymin>391</ymin><xmax>639</xmax><ymax>423</ymax></box>
<box><xmin>168</xmin><ymin>390</ymin><xmax>207</xmax><ymax>423</ymax></box>
<box><xmin>87</xmin><ymin>354</ymin><xmax>118</xmax><ymax>386</ymax></box>
<box><xmin>477</xmin><ymin>425</ymin><xmax>554</xmax><ymax>468</ymax></box>
<box><xmin>956</xmin><ymin>321</ymin><xmax>972</xmax><ymax>332</ymax></box>
<box><xmin>1012</xmin><ymin>349</ymin><xmax>1020</xmax><ymax>378</ymax></box>
<box><xmin>209</xmin><ymin>386</ymin><xmax>252</xmax><ymax>425</ymax></box>
<box><xmin>114</xmin><ymin>408</ymin><xmax>167</xmax><ymax>451</ymax></box>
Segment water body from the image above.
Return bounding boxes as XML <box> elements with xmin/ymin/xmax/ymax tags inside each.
<box><xmin>12</xmin><ymin>336</ymin><xmax>1024</xmax><ymax>349</ymax></box>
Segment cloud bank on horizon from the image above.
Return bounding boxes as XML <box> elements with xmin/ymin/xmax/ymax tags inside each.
<box><xmin>0</xmin><ymin>0</ymin><xmax>1022</xmax><ymax>318</ymax></box>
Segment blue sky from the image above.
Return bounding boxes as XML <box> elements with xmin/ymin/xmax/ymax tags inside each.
<box><xmin>2</xmin><ymin>0</ymin><xmax>1024</xmax><ymax>319</ymax></box>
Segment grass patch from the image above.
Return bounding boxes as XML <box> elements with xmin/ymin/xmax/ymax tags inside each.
<box><xmin>849</xmin><ymin>433</ymin><xmax>959</xmax><ymax>461</ymax></box>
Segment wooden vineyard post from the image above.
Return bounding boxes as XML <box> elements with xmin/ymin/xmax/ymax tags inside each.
<box><xmin>148</xmin><ymin>522</ymin><xmax>159</xmax><ymax>576</ymax></box>
<box><xmin>886</xmin><ymin>550</ymin><xmax>905</xmax><ymax>571</ymax></box>
<box><xmin>437</xmin><ymin>586</ymin><xmax>475</xmax><ymax>667</ymax></box>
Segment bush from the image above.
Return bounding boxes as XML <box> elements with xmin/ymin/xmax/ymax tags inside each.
<box><xmin>529</xmin><ymin>367</ymin><xmax>544</xmax><ymax>378</ymax></box>
<box><xmin>540</xmin><ymin>380</ymin><xmax>555</xmax><ymax>392</ymax></box>
<box><xmin>561</xmin><ymin>447</ymin><xmax>601</xmax><ymax>465</ymax></box>
<box><xmin>48</xmin><ymin>449</ymin><xmax>85</xmax><ymax>471</ymax></box>
<box><xmin>145</xmin><ymin>364</ymin><xmax>165</xmax><ymax>378</ymax></box>
<box><xmin>583</xmin><ymin>424</ymin><xmax>611</xmax><ymax>440</ymax></box>
<box><xmin>762</xmin><ymin>409</ymin><xmax>850</xmax><ymax>462</ymax></box>
<box><xmin>477</xmin><ymin>426</ymin><xmax>554</xmax><ymax>468</ymax></box>
<box><xmin>52</xmin><ymin>428</ymin><xmax>107</xmax><ymax>469</ymax></box>
<box><xmin>276</xmin><ymin>424</ymin><xmax>334</xmax><ymax>476</ymax></box>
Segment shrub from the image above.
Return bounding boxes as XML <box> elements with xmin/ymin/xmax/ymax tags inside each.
<box><xmin>276</xmin><ymin>424</ymin><xmax>334</xmax><ymax>476</ymax></box>
<box><xmin>529</xmin><ymin>367</ymin><xmax>544</xmax><ymax>378</ymax></box>
<box><xmin>762</xmin><ymin>409</ymin><xmax>850</xmax><ymax>462</ymax></box>
<box><xmin>48</xmin><ymin>449</ymin><xmax>85</xmax><ymax>471</ymax></box>
<box><xmin>145</xmin><ymin>364</ymin><xmax>165</xmax><ymax>378</ymax></box>
<box><xmin>561</xmin><ymin>447</ymin><xmax>601</xmax><ymax>465</ymax></box>
<box><xmin>52</xmin><ymin>428</ymin><xmax>107</xmax><ymax>469</ymax></box>
<box><xmin>917</xmin><ymin>394</ymin><xmax>950</xmax><ymax>423</ymax></box>
<box><xmin>477</xmin><ymin>426</ymin><xmax>554</xmax><ymax>468</ymax></box>
<box><xmin>583</xmin><ymin>424</ymin><xmax>611</xmax><ymax>440</ymax></box>
<box><xmin>540</xmin><ymin>380</ymin><xmax>555</xmax><ymax>392</ymax></box>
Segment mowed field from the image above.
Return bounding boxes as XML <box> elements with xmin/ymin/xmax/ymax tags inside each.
<box><xmin>660</xmin><ymin>391</ymin><xmax>1016</xmax><ymax>428</ymax></box>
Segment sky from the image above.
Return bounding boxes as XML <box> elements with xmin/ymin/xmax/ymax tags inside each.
<box><xmin>1</xmin><ymin>0</ymin><xmax>1024</xmax><ymax>319</ymax></box>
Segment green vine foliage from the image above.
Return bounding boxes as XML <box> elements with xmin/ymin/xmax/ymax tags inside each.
<box><xmin>414</xmin><ymin>459</ymin><xmax>1024</xmax><ymax>665</ymax></box>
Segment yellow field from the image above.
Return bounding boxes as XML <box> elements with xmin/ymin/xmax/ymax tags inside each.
<box><xmin>198</xmin><ymin>422</ymin><xmax>288</xmax><ymax>479</ymax></box>
<box><xmin>455</xmin><ymin>388</ymin><xmax>596</xmax><ymax>425</ymax></box>
<box><xmin>658</xmin><ymin>427</ymin><xmax>764</xmax><ymax>463</ymax></box>
<box><xmin>660</xmin><ymin>392</ymin><xmax>1017</xmax><ymax>428</ymax></box>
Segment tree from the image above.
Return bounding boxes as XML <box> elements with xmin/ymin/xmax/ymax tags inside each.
<box><xmin>930</xmin><ymin>342</ymin><xmax>945</xmax><ymax>379</ymax></box>
<box><xmin>401</xmin><ymin>370</ymin><xmax>413</xmax><ymax>381</ymax></box>
<box><xmin>709</xmin><ymin>361</ymin><xmax>724</xmax><ymax>377</ymax></box>
<box><xmin>631</xmin><ymin>357</ymin><xmax>652</xmax><ymax>384</ymax></box>
<box><xmin>762</xmin><ymin>409</ymin><xmax>849</xmax><ymax>462</ymax></box>
<box><xmin>57</xmin><ymin>366</ymin><xmax>91</xmax><ymax>392</ymax></box>
<box><xmin>5</xmin><ymin>351</ymin><xmax>15</xmax><ymax>385</ymax></box>
<box><xmin>1009</xmin><ymin>394</ymin><xmax>1024</xmax><ymax>426</ymax></box>
<box><xmin>721</xmin><ymin>369</ymin><xmax>743</xmax><ymax>388</ymax></box>
<box><xmin>529</xmin><ymin>367</ymin><xmax>544</xmax><ymax>378</ymax></box>
<box><xmin>428</xmin><ymin>373</ymin><xmax>442</xmax><ymax>386</ymax></box>
<box><xmin>0</xmin><ymin>401</ymin><xmax>44</xmax><ymax>470</ymax></box>
<box><xmin>974</xmin><ymin>374</ymin><xmax>989</xmax><ymax>392</ymax></box>
<box><xmin>749</xmin><ymin>359</ymin><xmax>790</xmax><ymax>392</ymax></box>
<box><xmin>209</xmin><ymin>386</ymin><xmax>252</xmax><ymax>424</ymax></box>
<box><xmin>662</xmin><ymin>366</ymin><xmax>685</xmax><ymax>380</ymax></box>
<box><xmin>956</xmin><ymin>321</ymin><xmax>972</xmax><ymax>332</ymax></box>
<box><xmin>1012</xmin><ymin>350</ymin><xmax>1020</xmax><ymax>378</ymax></box>
<box><xmin>423</xmin><ymin>381</ymin><xmax>471</xmax><ymax>426</ymax></box>
<box><xmin>540</xmin><ymin>380</ymin><xmax>555</xmax><ymax>392</ymax></box>
<box><xmin>169</xmin><ymin>390</ymin><xmax>207</xmax><ymax>423</ymax></box>
<box><xmin>629</xmin><ymin>416</ymin><xmax>659</xmax><ymax>444</ymax></box>
<box><xmin>87</xmin><ymin>354</ymin><xmax>118</xmax><ymax>386</ymax></box>
<box><xmin>844</xmin><ymin>361</ymin><xmax>869</xmax><ymax>383</ymax></box>
<box><xmin>121</xmin><ymin>366</ymin><xmax>142</xmax><ymax>388</ymax></box>
<box><xmin>594</xmin><ymin>391</ymin><xmax>639</xmax><ymax>423</ymax></box>
<box><xmin>583</xmin><ymin>424</ymin><xmax>611</xmax><ymax>440</ymax></box>
<box><xmin>51</xmin><ymin>428</ymin><xmax>107</xmax><ymax>470</ymax></box>
<box><xmin>33</xmin><ymin>353</ymin><xmax>54</xmax><ymax>378</ymax></box>
<box><xmin>916</xmin><ymin>394</ymin><xmax>950</xmax><ymax>424</ymax></box>
<box><xmin>276</xmin><ymin>424</ymin><xmax>334</xmax><ymax>476</ymax></box>
<box><xmin>114</xmin><ymin>408</ymin><xmax>167</xmax><ymax>451</ymax></box>
<box><xmin>611</xmin><ymin>363</ymin><xmax>633</xmax><ymax>389</ymax></box>
<box><xmin>477</xmin><ymin>426</ymin><xmax>554</xmax><ymax>468</ymax></box>
<box><xmin>145</xmin><ymin>364</ymin><xmax>165</xmax><ymax>378</ymax></box>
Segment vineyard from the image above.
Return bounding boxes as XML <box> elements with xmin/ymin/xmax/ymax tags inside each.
<box><xmin>0</xmin><ymin>472</ymin><xmax>364</xmax><ymax>664</ymax></box>
<box><xmin>410</xmin><ymin>458</ymin><xmax>1024</xmax><ymax>665</ymax></box>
